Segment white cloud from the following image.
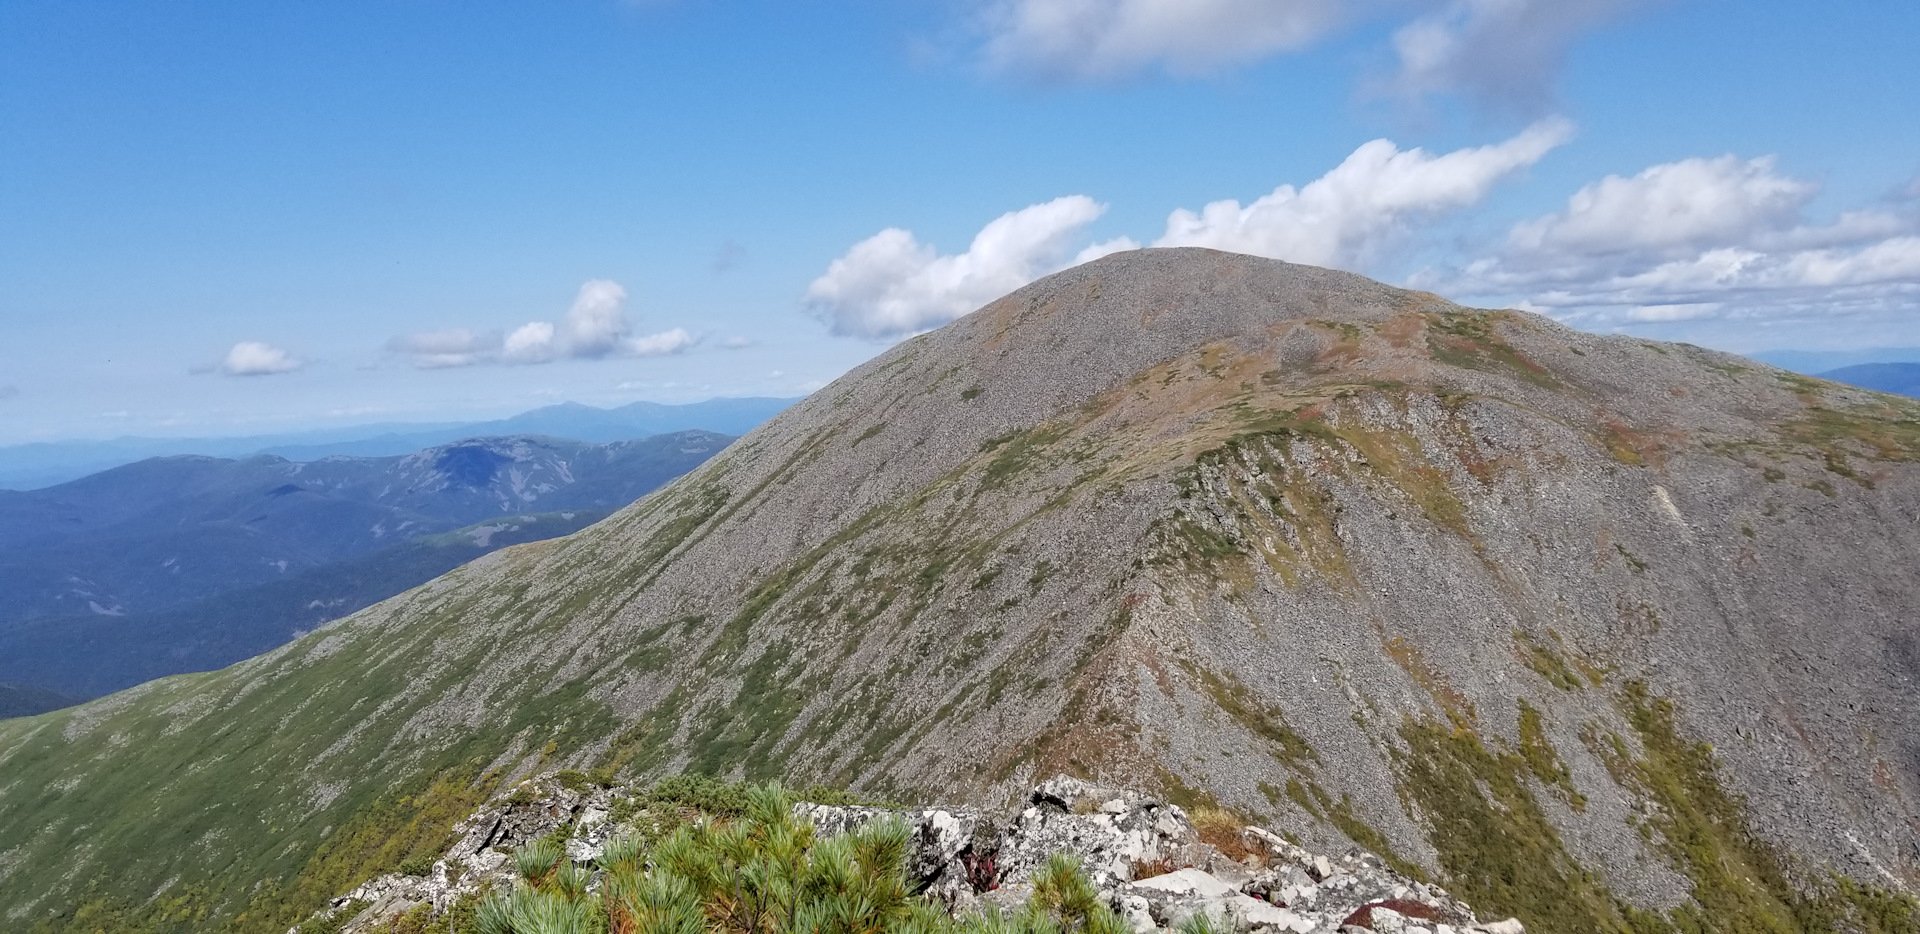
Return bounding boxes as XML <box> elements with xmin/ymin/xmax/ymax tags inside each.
<box><xmin>719</xmin><ymin>336</ymin><xmax>757</xmax><ymax>350</ymax></box>
<box><xmin>626</xmin><ymin>327</ymin><xmax>697</xmax><ymax>357</ymax></box>
<box><xmin>1153</xmin><ymin>118</ymin><xmax>1573</xmax><ymax>267</ymax></box>
<box><xmin>978</xmin><ymin>0</ymin><xmax>1348</xmax><ymax>79</ymax></box>
<box><xmin>561</xmin><ymin>280</ymin><xmax>630</xmax><ymax>358</ymax></box>
<box><xmin>502</xmin><ymin>321</ymin><xmax>559</xmax><ymax>365</ymax></box>
<box><xmin>807</xmin><ymin>195</ymin><xmax>1111</xmax><ymax>339</ymax></box>
<box><xmin>1508</xmin><ymin>156</ymin><xmax>1815</xmax><ymax>257</ymax></box>
<box><xmin>221</xmin><ymin>341</ymin><xmax>303</xmax><ymax>377</ymax></box>
<box><xmin>387</xmin><ymin>280</ymin><xmax>697</xmax><ymax>367</ymax></box>
<box><xmin>1387</xmin><ymin>0</ymin><xmax>1646</xmax><ymax>111</ymax></box>
<box><xmin>1431</xmin><ymin>153</ymin><xmax>1920</xmax><ymax>335</ymax></box>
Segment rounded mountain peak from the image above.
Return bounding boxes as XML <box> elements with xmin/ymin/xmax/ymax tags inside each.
<box><xmin>787</xmin><ymin>249</ymin><xmax>1475</xmax><ymax>454</ymax></box>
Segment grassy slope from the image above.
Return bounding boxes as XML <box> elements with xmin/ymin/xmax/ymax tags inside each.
<box><xmin>0</xmin><ymin>537</ymin><xmax>599</xmax><ymax>931</ymax></box>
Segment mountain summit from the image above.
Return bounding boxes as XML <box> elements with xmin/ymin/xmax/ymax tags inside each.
<box><xmin>3</xmin><ymin>249</ymin><xmax>1916</xmax><ymax>932</ymax></box>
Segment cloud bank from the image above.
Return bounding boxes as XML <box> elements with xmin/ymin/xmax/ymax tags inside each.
<box><xmin>812</xmin><ymin>122</ymin><xmax>1920</xmax><ymax>347</ymax></box>
<box><xmin>1429</xmin><ymin>153</ymin><xmax>1920</xmax><ymax>333</ymax></box>
<box><xmin>1405</xmin><ymin>152</ymin><xmax>1912</xmax><ymax>340</ymax></box>
<box><xmin>389</xmin><ymin>280</ymin><xmax>697</xmax><ymax>369</ymax></box>
<box><xmin>810</xmin><ymin>122</ymin><xmax>1568</xmax><ymax>340</ymax></box>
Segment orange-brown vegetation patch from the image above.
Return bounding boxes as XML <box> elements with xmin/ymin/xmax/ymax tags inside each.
<box><xmin>1384</xmin><ymin>635</ymin><xmax>1476</xmax><ymax>725</ymax></box>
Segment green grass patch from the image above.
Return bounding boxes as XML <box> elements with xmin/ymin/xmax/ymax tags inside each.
<box><xmin>1425</xmin><ymin>311</ymin><xmax>1562</xmax><ymax>390</ymax></box>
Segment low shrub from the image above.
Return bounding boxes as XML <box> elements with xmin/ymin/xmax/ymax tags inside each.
<box><xmin>474</xmin><ymin>782</ymin><xmax>1133</xmax><ymax>933</ymax></box>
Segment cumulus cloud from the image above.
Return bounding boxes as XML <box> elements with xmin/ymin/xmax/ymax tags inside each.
<box><xmin>978</xmin><ymin>0</ymin><xmax>1348</xmax><ymax>79</ymax></box>
<box><xmin>221</xmin><ymin>341</ymin><xmax>303</xmax><ymax>377</ymax></box>
<box><xmin>388</xmin><ymin>281</ymin><xmax>698</xmax><ymax>368</ymax></box>
<box><xmin>1507</xmin><ymin>156</ymin><xmax>1815</xmax><ymax>257</ymax></box>
<box><xmin>1387</xmin><ymin>0</ymin><xmax>1646</xmax><ymax>112</ymax></box>
<box><xmin>1153</xmin><ymin>118</ymin><xmax>1573</xmax><ymax>267</ymax></box>
<box><xmin>561</xmin><ymin>280</ymin><xmax>629</xmax><ymax>358</ymax></box>
<box><xmin>807</xmin><ymin>196</ymin><xmax>1114</xmax><ymax>339</ymax></box>
<box><xmin>1431</xmin><ymin>153</ymin><xmax>1920</xmax><ymax>333</ymax></box>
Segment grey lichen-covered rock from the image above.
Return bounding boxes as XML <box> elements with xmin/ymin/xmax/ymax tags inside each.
<box><xmin>303</xmin><ymin>775</ymin><xmax>1521</xmax><ymax>934</ymax></box>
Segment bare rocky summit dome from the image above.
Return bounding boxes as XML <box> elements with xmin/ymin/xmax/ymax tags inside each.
<box><xmin>2</xmin><ymin>248</ymin><xmax>1916</xmax><ymax>932</ymax></box>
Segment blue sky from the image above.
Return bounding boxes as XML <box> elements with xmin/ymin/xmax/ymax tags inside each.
<box><xmin>3</xmin><ymin>0</ymin><xmax>1917</xmax><ymax>444</ymax></box>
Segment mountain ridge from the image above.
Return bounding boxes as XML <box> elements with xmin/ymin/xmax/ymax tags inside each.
<box><xmin>2</xmin><ymin>249</ymin><xmax>1915</xmax><ymax>932</ymax></box>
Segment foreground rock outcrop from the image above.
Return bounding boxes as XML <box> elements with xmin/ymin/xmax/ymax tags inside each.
<box><xmin>309</xmin><ymin>775</ymin><xmax>1524</xmax><ymax>934</ymax></box>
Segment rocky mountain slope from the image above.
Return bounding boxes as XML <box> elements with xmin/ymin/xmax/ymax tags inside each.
<box><xmin>1</xmin><ymin>249</ymin><xmax>1916</xmax><ymax>932</ymax></box>
<box><xmin>0</xmin><ymin>431</ymin><xmax>728</xmax><ymax>707</ymax></box>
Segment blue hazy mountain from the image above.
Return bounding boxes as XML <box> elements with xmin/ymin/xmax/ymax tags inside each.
<box><xmin>1815</xmin><ymin>362</ymin><xmax>1920</xmax><ymax>398</ymax></box>
<box><xmin>1748</xmin><ymin>347</ymin><xmax>1920</xmax><ymax>374</ymax></box>
<box><xmin>0</xmin><ymin>396</ymin><xmax>793</xmax><ymax>490</ymax></box>
<box><xmin>0</xmin><ymin>431</ymin><xmax>730</xmax><ymax>710</ymax></box>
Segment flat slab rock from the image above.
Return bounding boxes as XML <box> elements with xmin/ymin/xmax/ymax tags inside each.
<box><xmin>302</xmin><ymin>774</ymin><xmax>1528</xmax><ymax>934</ymax></box>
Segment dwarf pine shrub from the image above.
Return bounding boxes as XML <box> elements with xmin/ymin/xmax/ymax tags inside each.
<box><xmin>514</xmin><ymin>837</ymin><xmax>565</xmax><ymax>887</ymax></box>
<box><xmin>472</xmin><ymin>782</ymin><xmax>1131</xmax><ymax>934</ymax></box>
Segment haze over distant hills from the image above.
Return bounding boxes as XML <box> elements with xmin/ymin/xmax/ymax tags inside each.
<box><xmin>0</xmin><ymin>431</ymin><xmax>731</xmax><ymax>709</ymax></box>
<box><xmin>1816</xmin><ymin>362</ymin><xmax>1920</xmax><ymax>399</ymax></box>
<box><xmin>5</xmin><ymin>250</ymin><xmax>1914</xmax><ymax>932</ymax></box>
<box><xmin>1749</xmin><ymin>347</ymin><xmax>1920</xmax><ymax>374</ymax></box>
<box><xmin>0</xmin><ymin>396</ymin><xmax>794</xmax><ymax>490</ymax></box>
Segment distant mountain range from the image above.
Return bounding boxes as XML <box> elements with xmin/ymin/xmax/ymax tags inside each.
<box><xmin>0</xmin><ymin>431</ymin><xmax>732</xmax><ymax>710</ymax></box>
<box><xmin>1749</xmin><ymin>347</ymin><xmax>1920</xmax><ymax>374</ymax></box>
<box><xmin>1816</xmin><ymin>362</ymin><xmax>1920</xmax><ymax>398</ymax></box>
<box><xmin>0</xmin><ymin>682</ymin><xmax>74</xmax><ymax>719</ymax></box>
<box><xmin>0</xmin><ymin>396</ymin><xmax>794</xmax><ymax>490</ymax></box>
<box><xmin>0</xmin><ymin>511</ymin><xmax>594</xmax><ymax>704</ymax></box>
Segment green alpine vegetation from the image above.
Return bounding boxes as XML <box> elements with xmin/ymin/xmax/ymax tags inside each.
<box><xmin>305</xmin><ymin>783</ymin><xmax>1203</xmax><ymax>934</ymax></box>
